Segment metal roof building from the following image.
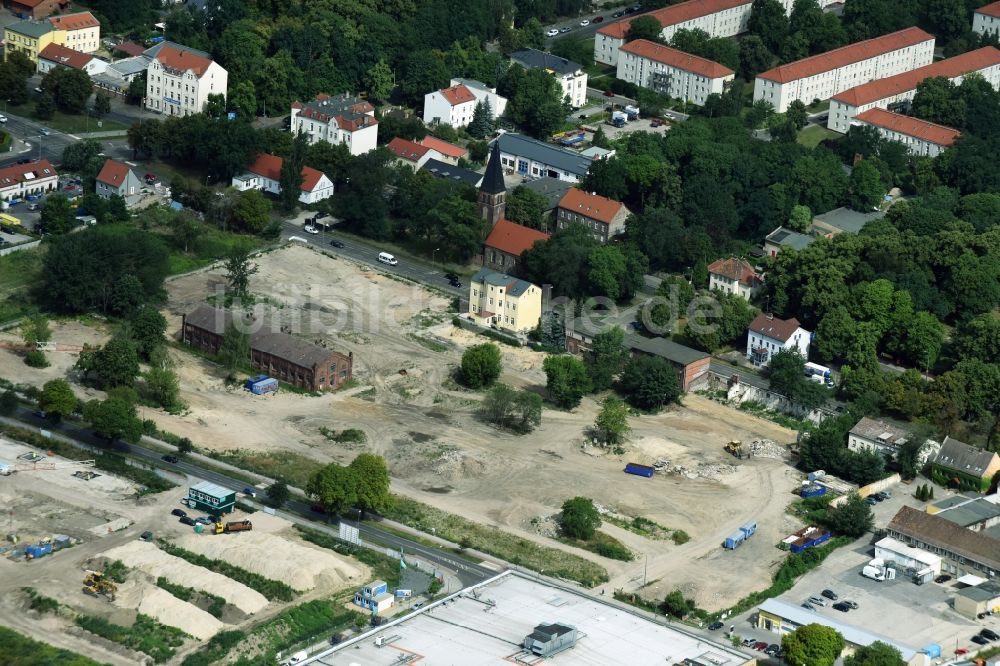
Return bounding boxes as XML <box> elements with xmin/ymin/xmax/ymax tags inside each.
<box><xmin>187</xmin><ymin>481</ymin><xmax>236</xmax><ymax>514</ymax></box>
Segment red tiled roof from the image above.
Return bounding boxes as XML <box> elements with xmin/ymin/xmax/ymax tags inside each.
<box><xmin>597</xmin><ymin>0</ymin><xmax>749</xmax><ymax>39</ymax></box>
<box><xmin>418</xmin><ymin>135</ymin><xmax>468</xmax><ymax>159</ymax></box>
<box><xmin>619</xmin><ymin>39</ymin><xmax>734</xmax><ymax>79</ymax></box>
<box><xmin>439</xmin><ymin>84</ymin><xmax>476</xmax><ymax>106</ymax></box>
<box><xmin>977</xmin><ymin>0</ymin><xmax>1000</xmax><ymax>18</ymax></box>
<box><xmin>0</xmin><ymin>159</ymin><xmax>57</xmax><ymax>189</ymax></box>
<box><xmin>749</xmin><ymin>313</ymin><xmax>802</xmax><ymax>342</ymax></box>
<box><xmin>757</xmin><ymin>27</ymin><xmax>933</xmax><ymax>84</ymax></box>
<box><xmin>294</xmin><ymin>94</ymin><xmax>377</xmax><ymax>132</ymax></box>
<box><xmin>484</xmin><ymin>219</ymin><xmax>550</xmax><ymax>257</ymax></box>
<box><xmin>114</xmin><ymin>41</ymin><xmax>146</xmax><ymax>57</ymax></box>
<box><xmin>557</xmin><ymin>188</ymin><xmax>627</xmax><ymax>225</ymax></box>
<box><xmin>48</xmin><ymin>11</ymin><xmax>99</xmax><ymax>30</ymax></box>
<box><xmin>154</xmin><ymin>44</ymin><xmax>213</xmax><ymax>77</ymax></box>
<box><xmin>38</xmin><ymin>42</ymin><xmax>92</xmax><ymax>69</ymax></box>
<box><xmin>96</xmin><ymin>159</ymin><xmax>131</xmax><ymax>186</ymax></box>
<box><xmin>708</xmin><ymin>257</ymin><xmax>760</xmax><ymax>286</ymax></box>
<box><xmin>245</xmin><ymin>154</ymin><xmax>328</xmax><ymax>193</ymax></box>
<box><xmin>855</xmin><ymin>108</ymin><xmax>960</xmax><ymax>147</ymax></box>
<box><xmin>387</xmin><ymin>137</ymin><xmax>432</xmax><ymax>163</ymax></box>
<box><xmin>832</xmin><ymin>47</ymin><xmax>1000</xmax><ymax>107</ymax></box>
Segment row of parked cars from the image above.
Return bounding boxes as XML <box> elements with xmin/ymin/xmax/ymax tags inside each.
<box><xmin>170</xmin><ymin>506</ymin><xmax>215</xmax><ymax>527</ymax></box>
<box><xmin>740</xmin><ymin>638</ymin><xmax>781</xmax><ymax>657</ymax></box>
<box><xmin>972</xmin><ymin>628</ymin><xmax>1000</xmax><ymax>645</ymax></box>
<box><xmin>865</xmin><ymin>490</ymin><xmax>891</xmax><ymax>506</ymax></box>
<box><xmin>803</xmin><ymin>588</ymin><xmax>860</xmax><ymax>613</ymax></box>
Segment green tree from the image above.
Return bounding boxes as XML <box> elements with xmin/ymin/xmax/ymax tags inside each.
<box><xmin>543</xmin><ymin>355</ymin><xmax>592</xmax><ymax>409</ymax></box>
<box><xmin>39</xmin><ymin>195</ymin><xmax>76</xmax><ymax>235</ymax></box>
<box><xmin>660</xmin><ymin>590</ymin><xmax>695</xmax><ymax>618</ymax></box>
<box><xmin>266</xmin><ymin>479</ymin><xmax>290</xmax><ymax>508</ymax></box>
<box><xmin>144</xmin><ymin>367</ymin><xmax>181</xmax><ymax>410</ymax></box>
<box><xmin>84</xmin><ymin>398</ymin><xmax>142</xmax><ymax>442</ymax></box>
<box><xmin>130</xmin><ymin>307</ymin><xmax>167</xmax><ymax>361</ymax></box>
<box><xmin>788</xmin><ymin>204</ymin><xmax>812</xmax><ymax>232</ymax></box>
<box><xmin>93</xmin><ymin>91</ymin><xmax>111</xmax><ymax>118</ymax></box>
<box><xmin>584</xmin><ymin>326</ymin><xmax>627</xmax><ymax>392</ymax></box>
<box><xmin>739</xmin><ymin>35</ymin><xmax>773</xmax><ymax>80</ymax></box>
<box><xmin>34</xmin><ymin>91</ymin><xmax>56</xmax><ymax>120</ymax></box>
<box><xmin>364</xmin><ymin>59</ymin><xmax>395</xmax><ymax>101</ymax></box>
<box><xmin>20</xmin><ymin>314</ymin><xmax>51</xmax><ymax>348</ymax></box>
<box><xmin>92</xmin><ymin>336</ymin><xmax>140</xmax><ymax>388</ymax></box>
<box><xmin>224</xmin><ymin>243</ymin><xmax>259</xmax><ymax>301</ymax></box>
<box><xmin>844</xmin><ymin>642</ymin><xmax>905</xmax><ymax>666</ymax></box>
<box><xmin>468</xmin><ymin>99</ymin><xmax>494</xmax><ymax>139</ymax></box>
<box><xmin>0</xmin><ymin>389</ymin><xmax>18</xmax><ymax>416</ymax></box>
<box><xmin>480</xmin><ymin>384</ymin><xmax>542</xmax><ymax>433</ymax></box>
<box><xmin>348</xmin><ymin>453</ymin><xmax>392</xmax><ymax>516</ymax></box>
<box><xmin>39</xmin><ymin>379</ymin><xmax>77</xmax><ymax>422</ymax></box>
<box><xmin>61</xmin><ymin>139</ymin><xmax>103</xmax><ymax>172</ymax></box>
<box><xmin>587</xmin><ymin>245</ymin><xmax>628</xmax><ymax>300</ymax></box>
<box><xmin>230</xmin><ymin>189</ymin><xmax>271</xmax><ymax>234</ymax></box>
<box><xmin>848</xmin><ymin>159</ymin><xmax>883</xmax><ymax>211</ymax></box>
<box><xmin>504</xmin><ymin>185</ymin><xmax>548</xmax><ymax>229</ymax></box>
<box><xmin>768</xmin><ymin>349</ymin><xmax>829</xmax><ymax>409</ymax></box>
<box><xmin>278</xmin><ymin>132</ymin><xmax>307</xmax><ymax>212</ymax></box>
<box><xmin>306</xmin><ymin>463</ymin><xmax>358</xmax><ymax>515</ymax></box>
<box><xmin>626</xmin><ymin>15</ymin><xmax>664</xmax><ymax>43</ymax></box>
<box><xmin>41</xmin><ymin>66</ymin><xmax>93</xmax><ymax>114</ymax></box>
<box><xmin>227</xmin><ymin>80</ymin><xmax>257</xmax><ymax>120</ymax></box>
<box><xmin>787</xmin><ymin>99</ymin><xmax>809</xmax><ymax>130</ymax></box>
<box><xmin>176</xmin><ymin>437</ymin><xmax>193</xmax><ymax>455</ymax></box>
<box><xmin>459</xmin><ymin>343</ymin><xmax>502</xmax><ymax>389</ymax></box>
<box><xmin>825</xmin><ymin>492</ymin><xmax>874</xmax><ymax>538</ymax></box>
<box><xmin>593</xmin><ymin>396</ymin><xmax>630</xmax><ymax>445</ymax></box>
<box><xmin>782</xmin><ymin>624</ymin><xmax>845</xmax><ymax>666</ymax></box>
<box><xmin>218</xmin><ymin>324</ymin><xmax>250</xmax><ymax>376</ymax></box>
<box><xmin>748</xmin><ymin>0</ymin><xmax>789</xmax><ymax>53</ymax></box>
<box><xmin>620</xmin><ymin>355</ymin><xmax>681</xmax><ymax>411</ymax></box>
<box><xmin>560</xmin><ymin>496</ymin><xmax>600</xmax><ymax>540</ymax></box>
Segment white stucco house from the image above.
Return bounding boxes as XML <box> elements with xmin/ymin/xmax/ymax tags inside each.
<box><xmin>746</xmin><ymin>313</ymin><xmax>810</xmax><ymax>366</ymax></box>
<box><xmin>231</xmin><ymin>153</ymin><xmax>334</xmax><ymax>205</ymax></box>
<box><xmin>423</xmin><ymin>78</ymin><xmax>507</xmax><ymax>128</ymax></box>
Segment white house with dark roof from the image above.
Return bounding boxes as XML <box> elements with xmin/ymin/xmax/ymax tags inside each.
<box><xmin>847</xmin><ymin>416</ymin><xmax>910</xmax><ymax>457</ymax></box>
<box><xmin>746</xmin><ymin>313</ymin><xmax>810</xmax><ymax>366</ymax></box>
<box><xmin>291</xmin><ymin>93</ymin><xmax>378</xmax><ymax>156</ymax></box>
<box><xmin>509</xmin><ymin>48</ymin><xmax>588</xmax><ymax>108</ymax></box>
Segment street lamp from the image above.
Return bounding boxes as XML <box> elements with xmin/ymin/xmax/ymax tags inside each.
<box><xmin>432</xmin><ymin>247</ymin><xmax>440</xmax><ymax>263</ymax></box>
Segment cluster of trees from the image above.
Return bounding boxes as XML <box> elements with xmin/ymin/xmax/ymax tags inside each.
<box><xmin>781</xmin><ymin>624</ymin><xmax>845</xmax><ymax>666</ymax></box>
<box><xmin>497</xmin><ymin>65</ymin><xmax>569</xmax><ymax>139</ymax></box>
<box><xmin>39</xmin><ymin>67</ymin><xmax>94</xmax><ymax>116</ymax></box>
<box><xmin>0</xmin><ymin>52</ymin><xmax>34</xmax><ymax>107</ymax></box>
<box><xmin>767</xmin><ymin>349</ymin><xmax>830</xmax><ymax>409</ymax></box>
<box><xmin>458</xmin><ymin>343</ymin><xmax>543</xmax><ymax>433</ymax></box>
<box><xmin>843</xmin><ymin>0</ymin><xmax>994</xmax><ymax>51</ymax></box>
<box><xmin>560</xmin><ymin>496</ymin><xmax>601</xmax><ymax>540</ymax></box>
<box><xmin>911</xmin><ymin>73</ymin><xmax>1000</xmax><ymax>135</ymax></box>
<box><xmin>306</xmin><ymin>453</ymin><xmax>392</xmax><ymax>517</ymax></box>
<box><xmin>748</xmin><ymin>0</ymin><xmax>846</xmax><ymax>72</ymax></box>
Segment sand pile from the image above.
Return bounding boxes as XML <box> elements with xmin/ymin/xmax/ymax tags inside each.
<box><xmin>103</xmin><ymin>541</ymin><xmax>268</xmax><ymax>614</ymax></box>
<box><xmin>175</xmin><ymin>532</ymin><xmax>366</xmax><ymax>592</ymax></box>
<box><xmin>113</xmin><ymin>578</ymin><xmax>223</xmax><ymax>640</ymax></box>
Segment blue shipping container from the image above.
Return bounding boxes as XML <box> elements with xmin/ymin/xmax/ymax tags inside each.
<box><xmin>26</xmin><ymin>543</ymin><xmax>52</xmax><ymax>558</ymax></box>
<box><xmin>624</xmin><ymin>463</ymin><xmax>655</xmax><ymax>478</ymax></box>
<box><xmin>250</xmin><ymin>378</ymin><xmax>278</xmax><ymax>395</ymax></box>
<box><xmin>723</xmin><ymin>531</ymin><xmax>745</xmax><ymax>549</ymax></box>
<box><xmin>740</xmin><ymin>521</ymin><xmax>757</xmax><ymax>538</ymax></box>
<box><xmin>800</xmin><ymin>485</ymin><xmax>827</xmax><ymax>498</ymax></box>
<box><xmin>922</xmin><ymin>645</ymin><xmax>941</xmax><ymax>658</ymax></box>
<box><xmin>811</xmin><ymin>531</ymin><xmax>831</xmax><ymax>547</ymax></box>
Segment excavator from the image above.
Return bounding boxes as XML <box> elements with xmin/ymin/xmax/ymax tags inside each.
<box><xmin>724</xmin><ymin>440</ymin><xmax>749</xmax><ymax>459</ymax></box>
<box><xmin>82</xmin><ymin>571</ymin><xmax>117</xmax><ymax>601</ymax></box>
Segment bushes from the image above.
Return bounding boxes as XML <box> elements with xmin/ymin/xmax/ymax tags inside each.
<box><xmin>0</xmin><ymin>626</ymin><xmax>104</xmax><ymax>666</ymax></box>
<box><xmin>156</xmin><ymin>577</ymin><xmax>226</xmax><ymax>618</ymax></box>
<box><xmin>180</xmin><ymin>631</ymin><xmax>246</xmax><ymax>666</ymax></box>
<box><xmin>320</xmin><ymin>427</ymin><xmax>367</xmax><ymax>444</ymax></box>
<box><xmin>479</xmin><ymin>384</ymin><xmax>542</xmax><ymax>433</ymax></box>
<box><xmin>158</xmin><ymin>542</ymin><xmax>297</xmax><ymax>601</ymax></box>
<box><xmin>75</xmin><ymin>613</ymin><xmax>187</xmax><ymax>664</ymax></box>
<box><xmin>24</xmin><ymin>350</ymin><xmax>49</xmax><ymax>368</ymax></box>
<box><xmin>459</xmin><ymin>343</ymin><xmax>502</xmax><ymax>388</ymax></box>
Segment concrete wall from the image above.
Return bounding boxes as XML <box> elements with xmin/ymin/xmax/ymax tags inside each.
<box><xmin>0</xmin><ymin>240</ymin><xmax>40</xmax><ymax>256</ymax></box>
<box><xmin>828</xmin><ymin>474</ymin><xmax>901</xmax><ymax>507</ymax></box>
<box><xmin>703</xmin><ymin>374</ymin><xmax>830</xmax><ymax>424</ymax></box>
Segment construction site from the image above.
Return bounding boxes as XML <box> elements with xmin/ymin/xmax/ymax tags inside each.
<box><xmin>0</xmin><ymin>435</ymin><xmax>369</xmax><ymax>664</ymax></box>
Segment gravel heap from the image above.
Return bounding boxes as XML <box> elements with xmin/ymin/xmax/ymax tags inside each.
<box><xmin>750</xmin><ymin>439</ymin><xmax>787</xmax><ymax>459</ymax></box>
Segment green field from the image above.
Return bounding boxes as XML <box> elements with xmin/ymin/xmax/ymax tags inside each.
<box><xmin>3</xmin><ymin>101</ymin><xmax>128</xmax><ymax>134</ymax></box>
<box><xmin>797</xmin><ymin>124</ymin><xmax>839</xmax><ymax>148</ymax></box>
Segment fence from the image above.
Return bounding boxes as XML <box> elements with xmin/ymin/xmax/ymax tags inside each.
<box><xmin>0</xmin><ymin>240</ymin><xmax>40</xmax><ymax>257</ymax></box>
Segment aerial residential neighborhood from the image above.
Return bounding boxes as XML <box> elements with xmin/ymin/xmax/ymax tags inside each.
<box><xmin>0</xmin><ymin>0</ymin><xmax>999</xmax><ymax>664</ymax></box>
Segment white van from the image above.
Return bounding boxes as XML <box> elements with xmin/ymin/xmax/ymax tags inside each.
<box><xmin>378</xmin><ymin>252</ymin><xmax>398</xmax><ymax>266</ymax></box>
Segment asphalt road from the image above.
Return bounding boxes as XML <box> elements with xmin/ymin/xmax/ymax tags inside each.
<box><xmin>0</xmin><ymin>113</ymin><xmax>75</xmax><ymax>168</ymax></box>
<box><xmin>543</xmin><ymin>4</ymin><xmax>651</xmax><ymax>44</ymax></box>
<box><xmin>10</xmin><ymin>407</ymin><xmax>495</xmax><ymax>586</ymax></box>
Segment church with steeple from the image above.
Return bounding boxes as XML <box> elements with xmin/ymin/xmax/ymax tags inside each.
<box><xmin>480</xmin><ymin>142</ymin><xmax>550</xmax><ymax>274</ymax></box>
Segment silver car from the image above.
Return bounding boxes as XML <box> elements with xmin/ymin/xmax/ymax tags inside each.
<box><xmin>807</xmin><ymin>596</ymin><xmax>827</xmax><ymax>607</ymax></box>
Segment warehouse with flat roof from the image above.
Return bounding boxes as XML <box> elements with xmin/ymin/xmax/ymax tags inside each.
<box><xmin>303</xmin><ymin>570</ymin><xmax>752</xmax><ymax>665</ymax></box>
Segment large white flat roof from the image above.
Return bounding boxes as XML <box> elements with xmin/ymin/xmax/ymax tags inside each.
<box><xmin>875</xmin><ymin>536</ymin><xmax>942</xmax><ymax>567</ymax></box>
<box><xmin>306</xmin><ymin>571</ymin><xmax>752</xmax><ymax>666</ymax></box>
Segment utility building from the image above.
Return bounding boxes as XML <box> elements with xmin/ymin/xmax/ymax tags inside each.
<box><xmin>187</xmin><ymin>481</ymin><xmax>236</xmax><ymax>515</ymax></box>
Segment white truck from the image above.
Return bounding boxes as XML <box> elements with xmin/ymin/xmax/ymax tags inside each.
<box><xmin>862</xmin><ymin>558</ymin><xmax>896</xmax><ymax>581</ymax></box>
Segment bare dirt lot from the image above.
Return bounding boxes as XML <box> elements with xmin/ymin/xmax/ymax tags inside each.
<box><xmin>151</xmin><ymin>245</ymin><xmax>805</xmax><ymax>609</ymax></box>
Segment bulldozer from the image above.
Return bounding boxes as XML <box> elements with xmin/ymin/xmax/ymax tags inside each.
<box><xmin>725</xmin><ymin>440</ymin><xmax>749</xmax><ymax>460</ymax></box>
<box><xmin>82</xmin><ymin>571</ymin><xmax>117</xmax><ymax>601</ymax></box>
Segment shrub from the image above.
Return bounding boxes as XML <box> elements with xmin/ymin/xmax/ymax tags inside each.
<box><xmin>594</xmin><ymin>542</ymin><xmax>633</xmax><ymax>561</ymax></box>
<box><xmin>24</xmin><ymin>350</ymin><xmax>49</xmax><ymax>368</ymax></box>
<box><xmin>459</xmin><ymin>343</ymin><xmax>502</xmax><ymax>389</ymax></box>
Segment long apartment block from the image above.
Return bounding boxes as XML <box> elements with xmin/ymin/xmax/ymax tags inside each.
<box><xmin>594</xmin><ymin>0</ymin><xmax>838</xmax><ymax>67</ymax></box>
<box><xmin>828</xmin><ymin>46</ymin><xmax>1000</xmax><ymax>132</ymax></box>
<box><xmin>753</xmin><ymin>27</ymin><xmax>934</xmax><ymax>112</ymax></box>
<box><xmin>617</xmin><ymin>39</ymin><xmax>735</xmax><ymax>106</ymax></box>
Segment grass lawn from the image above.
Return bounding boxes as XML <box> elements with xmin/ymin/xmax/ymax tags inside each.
<box><xmin>158</xmin><ymin>222</ymin><xmax>267</xmax><ymax>275</ymax></box>
<box><xmin>0</xmin><ymin>245</ymin><xmax>44</xmax><ymax>324</ymax></box>
<box><xmin>797</xmin><ymin>124</ymin><xmax>839</xmax><ymax>148</ymax></box>
<box><xmin>207</xmin><ymin>448</ymin><xmax>325</xmax><ymax>489</ymax></box>
<box><xmin>807</xmin><ymin>99</ymin><xmax>831</xmax><ymax>113</ymax></box>
<box><xmin>4</xmin><ymin>101</ymin><xmax>128</xmax><ymax>134</ymax></box>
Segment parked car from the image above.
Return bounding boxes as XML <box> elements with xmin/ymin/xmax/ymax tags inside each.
<box><xmin>546</xmin><ymin>28</ymin><xmax>559</xmax><ymax>36</ymax></box>
<box><xmin>765</xmin><ymin>645</ymin><xmax>781</xmax><ymax>656</ymax></box>
<box><xmin>27</xmin><ymin>203</ymin><xmax>38</xmax><ymax>211</ymax></box>
<box><xmin>801</xmin><ymin>602</ymin><xmax>816</xmax><ymax>611</ymax></box>
<box><xmin>935</xmin><ymin>574</ymin><xmax>952</xmax><ymax>583</ymax></box>
<box><xmin>821</xmin><ymin>589</ymin><xmax>838</xmax><ymax>600</ymax></box>
<box><xmin>982</xmin><ymin>629</ymin><xmax>1000</xmax><ymax>641</ymax></box>
<box><xmin>0</xmin><ymin>114</ymin><xmax>6</xmax><ymax>123</ymax></box>
<box><xmin>171</xmin><ymin>509</ymin><xmax>187</xmax><ymax>517</ymax></box>
<box><xmin>140</xmin><ymin>531</ymin><xmax>154</xmax><ymax>541</ymax></box>
<box><xmin>807</xmin><ymin>596</ymin><xmax>827</xmax><ymax>607</ymax></box>
<box><xmin>559</xmin><ymin>26</ymin><xmax>572</xmax><ymax>33</ymax></box>
<box><xmin>40</xmin><ymin>128</ymin><xmax>50</xmax><ymax>135</ymax></box>
<box><xmin>304</xmin><ymin>224</ymin><xmax>318</xmax><ymax>234</ymax></box>
<box><xmin>844</xmin><ymin>600</ymin><xmax>859</xmax><ymax>609</ymax></box>
<box><xmin>314</xmin><ymin>211</ymin><xmax>329</xmax><ymax>220</ymax></box>
<box><xmin>195</xmin><ymin>516</ymin><xmax>213</xmax><ymax>525</ymax></box>
<box><xmin>741</xmin><ymin>638</ymin><xmax>756</xmax><ymax>647</ymax></box>
<box><xmin>144</xmin><ymin>173</ymin><xmax>157</xmax><ymax>184</ymax></box>
<box><xmin>444</xmin><ymin>272</ymin><xmax>459</xmax><ymax>281</ymax></box>
<box><xmin>708</xmin><ymin>621</ymin><xmax>724</xmax><ymax>631</ymax></box>
<box><xmin>17</xmin><ymin>158</ymin><xmax>31</xmax><ymax>164</ymax></box>
<box><xmin>34</xmin><ymin>87</ymin><xmax>43</xmax><ymax>93</ymax></box>
<box><xmin>866</xmin><ymin>497</ymin><xmax>879</xmax><ymax>505</ymax></box>
<box><xmin>833</xmin><ymin>602</ymin><xmax>850</xmax><ymax>612</ymax></box>
<box><xmin>651</xmin><ymin>118</ymin><xmax>664</xmax><ymax>127</ymax></box>
<box><xmin>972</xmin><ymin>635</ymin><xmax>990</xmax><ymax>645</ymax></box>
<box><xmin>579</xmin><ymin>19</ymin><xmax>589</xmax><ymax>26</ymax></box>
<box><xmin>448</xmin><ymin>277</ymin><xmax>461</xmax><ymax>288</ymax></box>
<box><xmin>243</xmin><ymin>487</ymin><xmax>257</xmax><ymax>497</ymax></box>
<box><xmin>612</xmin><ymin>11</ymin><xmax>624</xmax><ymax>17</ymax></box>
<box><xmin>329</xmin><ymin>238</ymin><xmax>345</xmax><ymax>248</ymax></box>
<box><xmin>593</xmin><ymin>15</ymin><xmax>604</xmax><ymax>22</ymax></box>
<box><xmin>179</xmin><ymin>516</ymin><xmax>196</xmax><ymax>525</ymax></box>
<box><xmin>604</xmin><ymin>89</ymin><xmax>615</xmax><ymax>97</ymax></box>
<box><xmin>162</xmin><ymin>455</ymin><xmax>179</xmax><ymax>464</ymax></box>
<box><xmin>754</xmin><ymin>641</ymin><xmax>769</xmax><ymax>651</ymax></box>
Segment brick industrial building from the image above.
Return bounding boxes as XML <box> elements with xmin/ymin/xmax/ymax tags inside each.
<box><xmin>182</xmin><ymin>304</ymin><xmax>352</xmax><ymax>391</ymax></box>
